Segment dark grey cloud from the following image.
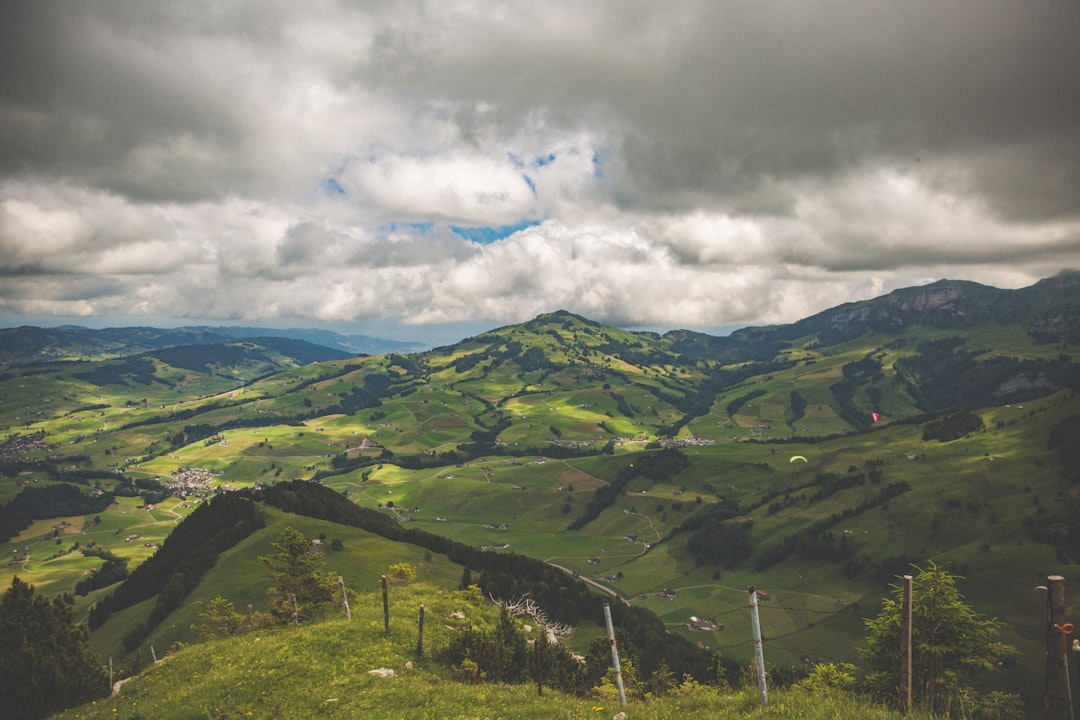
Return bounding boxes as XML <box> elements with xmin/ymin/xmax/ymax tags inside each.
<box><xmin>1</xmin><ymin>1</ymin><xmax>1078</xmax><ymax>335</ymax></box>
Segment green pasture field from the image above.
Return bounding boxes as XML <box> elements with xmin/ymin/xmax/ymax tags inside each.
<box><xmin>1</xmin><ymin>493</ymin><xmax>194</xmax><ymax>601</ymax></box>
<box><xmin>305</xmin><ymin>390</ymin><xmax>1069</xmax><ymax>698</ymax></box>
<box><xmin>449</xmin><ymin>371</ymin><xmax>528</xmax><ymax>405</ymax></box>
<box><xmin>3</xmin><ymin>308</ymin><xmax>1079</xmax><ymax>712</ymax></box>
<box><xmin>59</xmin><ymin>583</ymin><xmax>933</xmax><ymax>720</ymax></box>
<box><xmin>569</xmin><ymin>408</ymin><xmax>1065</xmax><ymax>694</ymax></box>
<box><xmin>131</xmin><ymin>428</ymin><xmax>325</xmax><ymax>489</ymax></box>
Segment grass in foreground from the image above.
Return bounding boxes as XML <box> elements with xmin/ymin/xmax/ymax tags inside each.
<box><xmin>54</xmin><ymin>583</ymin><xmax>931</xmax><ymax>720</ymax></box>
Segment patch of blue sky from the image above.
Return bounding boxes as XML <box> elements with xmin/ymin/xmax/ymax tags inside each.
<box><xmin>591</xmin><ymin>150</ymin><xmax>604</xmax><ymax>179</ymax></box>
<box><xmin>522</xmin><ymin>174</ymin><xmax>537</xmax><ymax>194</ymax></box>
<box><xmin>507</xmin><ymin>151</ymin><xmax>558</xmax><ymax>169</ymax></box>
<box><xmin>324</xmin><ymin>177</ymin><xmax>346</xmax><ymax>195</ymax></box>
<box><xmin>378</xmin><ymin>220</ymin><xmax>435</xmax><ymax>236</ymax></box>
<box><xmin>450</xmin><ymin>219</ymin><xmax>542</xmax><ymax>244</ymax></box>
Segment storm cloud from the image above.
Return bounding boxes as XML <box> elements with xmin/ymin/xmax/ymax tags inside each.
<box><xmin>1</xmin><ymin>1</ymin><xmax>1078</xmax><ymax>337</ymax></box>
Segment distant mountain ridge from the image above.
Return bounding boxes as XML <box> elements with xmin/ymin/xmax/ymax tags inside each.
<box><xmin>0</xmin><ymin>324</ymin><xmax>427</xmax><ymax>368</ymax></box>
<box><xmin>182</xmin><ymin>325</ymin><xmax>429</xmax><ymax>356</ymax></box>
<box><xmin>775</xmin><ymin>271</ymin><xmax>1080</xmax><ymax>344</ymax></box>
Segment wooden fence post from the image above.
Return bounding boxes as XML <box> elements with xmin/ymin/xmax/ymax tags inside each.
<box><xmin>475</xmin><ymin>641</ymin><xmax>486</xmax><ymax>684</ymax></box>
<box><xmin>381</xmin><ymin>575</ymin><xmax>390</xmax><ymax>635</ymax></box>
<box><xmin>339</xmin><ymin>576</ymin><xmax>351</xmax><ymax>620</ymax></box>
<box><xmin>534</xmin><ymin>638</ymin><xmax>543</xmax><ymax>696</ymax></box>
<box><xmin>416</xmin><ymin>604</ymin><xmax>425</xmax><ymax>659</ymax></box>
<box><xmin>1046</xmin><ymin>575</ymin><xmax>1069</xmax><ymax>720</ymax></box>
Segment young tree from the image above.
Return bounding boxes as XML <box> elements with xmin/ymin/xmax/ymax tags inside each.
<box><xmin>0</xmin><ymin>576</ymin><xmax>109</xmax><ymax>719</ymax></box>
<box><xmin>259</xmin><ymin>527</ymin><xmax>334</xmax><ymax>623</ymax></box>
<box><xmin>861</xmin><ymin>563</ymin><xmax>1020</xmax><ymax>717</ymax></box>
<box><xmin>191</xmin><ymin>596</ymin><xmax>246</xmax><ymax>640</ymax></box>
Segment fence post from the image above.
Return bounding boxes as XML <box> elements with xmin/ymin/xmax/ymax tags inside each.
<box><xmin>416</xmin><ymin>604</ymin><xmax>425</xmax><ymax>659</ymax></box>
<box><xmin>1074</xmin><ymin>640</ymin><xmax>1080</xmax><ymax>719</ymax></box>
<box><xmin>475</xmin><ymin>641</ymin><xmax>486</xmax><ymax>684</ymax></box>
<box><xmin>1046</xmin><ymin>575</ymin><xmax>1069</xmax><ymax>720</ymax></box>
<box><xmin>602</xmin><ymin>602</ymin><xmax>627</xmax><ymax>707</ymax></box>
<box><xmin>382</xmin><ymin>575</ymin><xmax>390</xmax><ymax>635</ymax></box>
<box><xmin>339</xmin><ymin>576</ymin><xmax>351</xmax><ymax>620</ymax></box>
<box><xmin>534</xmin><ymin>638</ymin><xmax>543</xmax><ymax>696</ymax></box>
<box><xmin>900</xmin><ymin>575</ymin><xmax>913</xmax><ymax>712</ymax></box>
<box><xmin>748</xmin><ymin>586</ymin><xmax>767</xmax><ymax>707</ymax></box>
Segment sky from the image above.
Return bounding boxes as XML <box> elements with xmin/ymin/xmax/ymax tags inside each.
<box><xmin>1</xmin><ymin>1</ymin><xmax>1079</xmax><ymax>344</ymax></box>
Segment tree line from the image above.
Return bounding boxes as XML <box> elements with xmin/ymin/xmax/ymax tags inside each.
<box><xmin>87</xmin><ymin>493</ymin><xmax>263</xmax><ymax>649</ymax></box>
<box><xmin>0</xmin><ymin>482</ymin><xmax>113</xmax><ymax>543</ymax></box>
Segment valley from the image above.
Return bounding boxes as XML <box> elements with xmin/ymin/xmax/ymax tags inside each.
<box><xmin>2</xmin><ymin>274</ymin><xmax>1080</xmax><ymax>713</ymax></box>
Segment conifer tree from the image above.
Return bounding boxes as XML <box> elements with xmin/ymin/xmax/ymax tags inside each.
<box><xmin>192</xmin><ymin>596</ymin><xmax>246</xmax><ymax>639</ymax></box>
<box><xmin>0</xmin><ymin>576</ymin><xmax>109</xmax><ymax>719</ymax></box>
<box><xmin>861</xmin><ymin>563</ymin><xmax>1021</xmax><ymax>717</ymax></box>
<box><xmin>259</xmin><ymin>527</ymin><xmax>334</xmax><ymax>623</ymax></box>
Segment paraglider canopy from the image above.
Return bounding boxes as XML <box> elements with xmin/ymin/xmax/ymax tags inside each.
<box><xmin>789</xmin><ymin>455</ymin><xmax>807</xmax><ymax>463</ymax></box>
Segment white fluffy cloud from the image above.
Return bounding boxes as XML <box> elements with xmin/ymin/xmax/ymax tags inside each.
<box><xmin>1</xmin><ymin>1</ymin><xmax>1078</xmax><ymax>338</ymax></box>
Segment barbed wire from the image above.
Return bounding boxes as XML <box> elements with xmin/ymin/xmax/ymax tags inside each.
<box><xmin>698</xmin><ymin>602</ymin><xmax>853</xmax><ymax>620</ymax></box>
<box><xmin>663</xmin><ymin>601</ymin><xmax>858</xmax><ymax>654</ymax></box>
<box><xmin>764</xmin><ymin>603</ymin><xmax>852</xmax><ymax>615</ymax></box>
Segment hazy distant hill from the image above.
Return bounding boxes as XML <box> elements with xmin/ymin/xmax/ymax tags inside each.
<box><xmin>182</xmin><ymin>325</ymin><xmax>429</xmax><ymax>356</ymax></box>
<box><xmin>0</xmin><ymin>324</ymin><xmax>426</xmax><ymax>368</ymax></box>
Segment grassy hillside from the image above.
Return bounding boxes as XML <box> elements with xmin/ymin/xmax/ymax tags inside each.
<box><xmin>86</xmin><ymin>504</ymin><xmax>465</xmax><ymax>665</ymax></box>
<box><xmin>3</xmin><ymin>275</ymin><xmax>1080</xmax><ymax>715</ymax></box>
<box><xmin>55</xmin><ymin>579</ymin><xmax>934</xmax><ymax>720</ymax></box>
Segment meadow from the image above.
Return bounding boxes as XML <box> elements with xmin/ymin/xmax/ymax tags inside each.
<box><xmin>3</xmin><ymin>301</ymin><xmax>1079</xmax><ymax>714</ymax></box>
<box><xmin>54</xmin><ymin>578</ymin><xmax>938</xmax><ymax>720</ymax></box>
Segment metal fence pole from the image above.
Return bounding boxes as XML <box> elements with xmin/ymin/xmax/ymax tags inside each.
<box><xmin>602</xmin><ymin>602</ymin><xmax>627</xmax><ymax>706</ymax></box>
<box><xmin>748</xmin><ymin>585</ymin><xmax>767</xmax><ymax>707</ymax></box>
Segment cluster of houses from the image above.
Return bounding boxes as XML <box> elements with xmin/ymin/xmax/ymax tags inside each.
<box><xmin>547</xmin><ymin>434</ymin><xmax>652</xmax><ymax>449</ymax></box>
<box><xmin>0</xmin><ymin>430</ymin><xmax>58</xmax><ymax>462</ymax></box>
<box><xmin>661</xmin><ymin>435</ymin><xmax>716</xmax><ymax>448</ymax></box>
<box><xmin>162</xmin><ymin>466</ymin><xmax>221</xmax><ymax>494</ymax></box>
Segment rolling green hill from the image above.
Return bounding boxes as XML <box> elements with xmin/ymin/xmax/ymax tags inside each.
<box><xmin>0</xmin><ymin>324</ymin><xmax>421</xmax><ymax>367</ymax></box>
<box><xmin>53</xmin><ymin>574</ymin><xmax>931</xmax><ymax>720</ymax></box>
<box><xmin>3</xmin><ymin>273</ymin><xmax>1080</xmax><ymax>716</ymax></box>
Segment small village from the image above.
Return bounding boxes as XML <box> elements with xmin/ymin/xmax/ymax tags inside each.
<box><xmin>0</xmin><ymin>430</ymin><xmax>59</xmax><ymax>461</ymax></box>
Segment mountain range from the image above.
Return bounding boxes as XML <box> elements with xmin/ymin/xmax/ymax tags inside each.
<box><xmin>0</xmin><ymin>324</ymin><xmax>427</xmax><ymax>368</ymax></box>
<box><xmin>3</xmin><ymin>271</ymin><xmax>1080</xmax><ymax>716</ymax></box>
